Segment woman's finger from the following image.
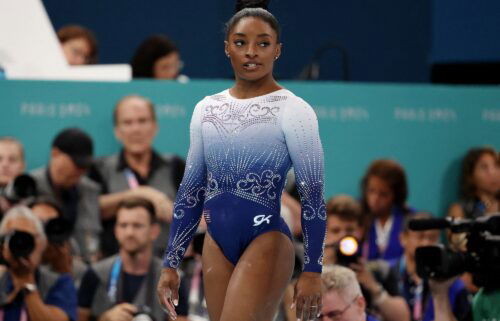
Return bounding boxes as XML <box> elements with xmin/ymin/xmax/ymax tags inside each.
<box><xmin>295</xmin><ymin>295</ymin><xmax>304</xmax><ymax>320</ymax></box>
<box><xmin>301</xmin><ymin>296</ymin><xmax>311</xmax><ymax>321</ymax></box>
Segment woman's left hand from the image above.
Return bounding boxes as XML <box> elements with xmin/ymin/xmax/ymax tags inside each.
<box><xmin>293</xmin><ymin>271</ymin><xmax>322</xmax><ymax>321</ymax></box>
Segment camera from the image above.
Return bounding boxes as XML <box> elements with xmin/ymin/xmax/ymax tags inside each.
<box><xmin>409</xmin><ymin>214</ymin><xmax>500</xmax><ymax>291</ymax></box>
<box><xmin>44</xmin><ymin>217</ymin><xmax>72</xmax><ymax>245</ymax></box>
<box><xmin>1</xmin><ymin>174</ymin><xmax>38</xmax><ymax>204</ymax></box>
<box><xmin>334</xmin><ymin>235</ymin><xmax>361</xmax><ymax>267</ymax></box>
<box><xmin>0</xmin><ymin>230</ymin><xmax>35</xmax><ymax>259</ymax></box>
<box><xmin>0</xmin><ymin>217</ymin><xmax>73</xmax><ymax>263</ymax></box>
<box><xmin>132</xmin><ymin>305</ymin><xmax>156</xmax><ymax>321</ymax></box>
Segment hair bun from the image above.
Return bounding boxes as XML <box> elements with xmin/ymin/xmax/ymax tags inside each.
<box><xmin>235</xmin><ymin>0</ymin><xmax>270</xmax><ymax>12</ymax></box>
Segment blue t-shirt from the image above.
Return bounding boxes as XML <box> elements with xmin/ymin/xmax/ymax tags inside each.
<box><xmin>1</xmin><ymin>272</ymin><xmax>77</xmax><ymax>321</ymax></box>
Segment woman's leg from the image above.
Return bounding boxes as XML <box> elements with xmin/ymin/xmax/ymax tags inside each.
<box><xmin>202</xmin><ymin>232</ymin><xmax>234</xmax><ymax>321</ymax></box>
<box><xmin>220</xmin><ymin>231</ymin><xmax>295</xmax><ymax>321</ymax></box>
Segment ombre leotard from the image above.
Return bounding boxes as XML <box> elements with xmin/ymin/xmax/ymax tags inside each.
<box><xmin>163</xmin><ymin>88</ymin><xmax>326</xmax><ymax>273</ymax></box>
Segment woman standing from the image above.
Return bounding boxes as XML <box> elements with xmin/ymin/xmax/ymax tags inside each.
<box><xmin>157</xmin><ymin>1</ymin><xmax>326</xmax><ymax>320</ymax></box>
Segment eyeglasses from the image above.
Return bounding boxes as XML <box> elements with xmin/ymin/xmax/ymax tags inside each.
<box><xmin>317</xmin><ymin>295</ymin><xmax>359</xmax><ymax>320</ymax></box>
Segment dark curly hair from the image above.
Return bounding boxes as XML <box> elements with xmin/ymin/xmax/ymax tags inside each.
<box><xmin>130</xmin><ymin>35</ymin><xmax>179</xmax><ymax>78</ymax></box>
<box><xmin>459</xmin><ymin>147</ymin><xmax>499</xmax><ymax>199</ymax></box>
<box><xmin>360</xmin><ymin>159</ymin><xmax>409</xmax><ymax>213</ymax></box>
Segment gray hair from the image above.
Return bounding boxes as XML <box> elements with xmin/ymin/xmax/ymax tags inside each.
<box><xmin>322</xmin><ymin>265</ymin><xmax>362</xmax><ymax>301</ymax></box>
<box><xmin>0</xmin><ymin>205</ymin><xmax>46</xmax><ymax>241</ymax></box>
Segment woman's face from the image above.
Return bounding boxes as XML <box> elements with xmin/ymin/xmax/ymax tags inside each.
<box><xmin>225</xmin><ymin>17</ymin><xmax>281</xmax><ymax>82</ymax></box>
<box><xmin>61</xmin><ymin>37</ymin><xmax>91</xmax><ymax>65</ymax></box>
<box><xmin>153</xmin><ymin>52</ymin><xmax>181</xmax><ymax>79</ymax></box>
<box><xmin>472</xmin><ymin>153</ymin><xmax>500</xmax><ymax>195</ymax></box>
<box><xmin>365</xmin><ymin>176</ymin><xmax>394</xmax><ymax>216</ymax></box>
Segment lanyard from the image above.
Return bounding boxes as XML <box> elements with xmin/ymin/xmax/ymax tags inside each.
<box><xmin>124</xmin><ymin>168</ymin><xmax>140</xmax><ymax>189</ymax></box>
<box><xmin>108</xmin><ymin>258</ymin><xmax>122</xmax><ymax>303</ymax></box>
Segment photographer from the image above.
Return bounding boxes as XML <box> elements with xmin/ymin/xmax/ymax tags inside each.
<box><xmin>397</xmin><ymin>212</ymin><xmax>471</xmax><ymax>321</ymax></box>
<box><xmin>31</xmin><ymin>128</ymin><xmax>101</xmax><ymax>263</ymax></box>
<box><xmin>0</xmin><ymin>206</ymin><xmax>77</xmax><ymax>321</ymax></box>
<box><xmin>28</xmin><ymin>195</ymin><xmax>88</xmax><ymax>288</ymax></box>
<box><xmin>77</xmin><ymin>197</ymin><xmax>188</xmax><ymax>321</ymax></box>
<box><xmin>324</xmin><ymin>195</ymin><xmax>410</xmax><ymax>321</ymax></box>
<box><xmin>0</xmin><ymin>137</ymin><xmax>26</xmax><ymax>215</ymax></box>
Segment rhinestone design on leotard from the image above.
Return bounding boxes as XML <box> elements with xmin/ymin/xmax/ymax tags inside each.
<box><xmin>164</xmin><ymin>89</ymin><xmax>326</xmax><ymax>272</ymax></box>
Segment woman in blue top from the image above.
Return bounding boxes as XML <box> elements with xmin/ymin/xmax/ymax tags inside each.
<box><xmin>361</xmin><ymin>159</ymin><xmax>413</xmax><ymax>266</ymax></box>
<box><xmin>156</xmin><ymin>1</ymin><xmax>326</xmax><ymax>320</ymax></box>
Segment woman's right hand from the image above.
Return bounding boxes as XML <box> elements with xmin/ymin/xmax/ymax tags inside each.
<box><xmin>157</xmin><ymin>267</ymin><xmax>180</xmax><ymax>320</ymax></box>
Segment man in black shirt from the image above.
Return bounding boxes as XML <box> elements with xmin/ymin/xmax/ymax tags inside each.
<box><xmin>88</xmin><ymin>95</ymin><xmax>185</xmax><ymax>257</ymax></box>
<box><xmin>78</xmin><ymin>197</ymin><xmax>187</xmax><ymax>321</ymax></box>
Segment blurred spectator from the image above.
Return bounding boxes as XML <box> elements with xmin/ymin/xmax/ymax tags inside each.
<box><xmin>57</xmin><ymin>25</ymin><xmax>98</xmax><ymax>65</ymax></box>
<box><xmin>448</xmin><ymin>147</ymin><xmax>499</xmax><ymax>220</ymax></box>
<box><xmin>320</xmin><ymin>264</ymin><xmax>380</xmax><ymax>321</ymax></box>
<box><xmin>0</xmin><ymin>206</ymin><xmax>77</xmax><ymax>321</ymax></box>
<box><xmin>131</xmin><ymin>35</ymin><xmax>187</xmax><ymax>81</ymax></box>
<box><xmin>396</xmin><ymin>212</ymin><xmax>471</xmax><ymax>321</ymax></box>
<box><xmin>0</xmin><ymin>137</ymin><xmax>25</xmax><ymax>189</ymax></box>
<box><xmin>361</xmin><ymin>159</ymin><xmax>414</xmax><ymax>265</ymax></box>
<box><xmin>324</xmin><ymin>195</ymin><xmax>410</xmax><ymax>321</ymax></box>
<box><xmin>77</xmin><ymin>197</ymin><xmax>188</xmax><ymax>321</ymax></box>
<box><xmin>447</xmin><ymin>147</ymin><xmax>499</xmax><ymax>293</ymax></box>
<box><xmin>31</xmin><ymin>128</ymin><xmax>101</xmax><ymax>262</ymax></box>
<box><xmin>28</xmin><ymin>195</ymin><xmax>88</xmax><ymax>288</ymax></box>
<box><xmin>0</xmin><ymin>137</ymin><xmax>25</xmax><ymax>214</ymax></box>
<box><xmin>88</xmin><ymin>95</ymin><xmax>184</xmax><ymax>257</ymax></box>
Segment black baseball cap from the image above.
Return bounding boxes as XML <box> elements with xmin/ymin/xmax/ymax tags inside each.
<box><xmin>52</xmin><ymin>128</ymin><xmax>93</xmax><ymax>168</ymax></box>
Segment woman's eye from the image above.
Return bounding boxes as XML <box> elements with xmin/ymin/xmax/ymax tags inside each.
<box><xmin>234</xmin><ymin>40</ymin><xmax>244</xmax><ymax>46</ymax></box>
<box><xmin>259</xmin><ymin>42</ymin><xmax>270</xmax><ymax>47</ymax></box>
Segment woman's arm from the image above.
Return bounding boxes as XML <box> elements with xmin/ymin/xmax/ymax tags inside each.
<box><xmin>163</xmin><ymin>101</ymin><xmax>207</xmax><ymax>269</ymax></box>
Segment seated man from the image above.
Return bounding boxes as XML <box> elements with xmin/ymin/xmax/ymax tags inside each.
<box><xmin>31</xmin><ymin>128</ymin><xmax>101</xmax><ymax>262</ymax></box>
<box><xmin>324</xmin><ymin>195</ymin><xmax>409</xmax><ymax>321</ymax></box>
<box><xmin>0</xmin><ymin>137</ymin><xmax>25</xmax><ymax>190</ymax></box>
<box><xmin>88</xmin><ymin>94</ymin><xmax>185</xmax><ymax>257</ymax></box>
<box><xmin>0</xmin><ymin>206</ymin><xmax>77</xmax><ymax>321</ymax></box>
<box><xmin>320</xmin><ymin>264</ymin><xmax>379</xmax><ymax>321</ymax></box>
<box><xmin>397</xmin><ymin>212</ymin><xmax>471</xmax><ymax>321</ymax></box>
<box><xmin>0</xmin><ymin>137</ymin><xmax>26</xmax><ymax>214</ymax></box>
<box><xmin>77</xmin><ymin>197</ymin><xmax>188</xmax><ymax>321</ymax></box>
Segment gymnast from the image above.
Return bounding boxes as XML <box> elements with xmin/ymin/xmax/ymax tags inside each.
<box><xmin>157</xmin><ymin>1</ymin><xmax>326</xmax><ymax>320</ymax></box>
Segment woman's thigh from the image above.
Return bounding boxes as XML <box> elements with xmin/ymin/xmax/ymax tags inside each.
<box><xmin>202</xmin><ymin>232</ymin><xmax>234</xmax><ymax>321</ymax></box>
<box><xmin>220</xmin><ymin>231</ymin><xmax>295</xmax><ymax>321</ymax></box>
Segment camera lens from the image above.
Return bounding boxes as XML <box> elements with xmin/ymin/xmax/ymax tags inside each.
<box><xmin>45</xmin><ymin>218</ymin><xmax>72</xmax><ymax>244</ymax></box>
<box><xmin>7</xmin><ymin>230</ymin><xmax>35</xmax><ymax>258</ymax></box>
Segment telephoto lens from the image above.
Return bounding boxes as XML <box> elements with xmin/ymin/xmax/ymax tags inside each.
<box><xmin>4</xmin><ymin>230</ymin><xmax>35</xmax><ymax>258</ymax></box>
<box><xmin>45</xmin><ymin>217</ymin><xmax>73</xmax><ymax>245</ymax></box>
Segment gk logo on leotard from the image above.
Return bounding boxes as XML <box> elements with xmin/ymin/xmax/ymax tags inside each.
<box><xmin>253</xmin><ymin>214</ymin><xmax>272</xmax><ymax>226</ymax></box>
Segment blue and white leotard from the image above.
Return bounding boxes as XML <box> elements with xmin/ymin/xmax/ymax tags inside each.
<box><xmin>163</xmin><ymin>88</ymin><xmax>326</xmax><ymax>273</ymax></box>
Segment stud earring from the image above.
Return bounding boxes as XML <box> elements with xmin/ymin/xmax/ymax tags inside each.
<box><xmin>274</xmin><ymin>56</ymin><xmax>279</xmax><ymax>60</ymax></box>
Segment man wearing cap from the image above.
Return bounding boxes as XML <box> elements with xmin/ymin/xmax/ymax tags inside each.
<box><xmin>31</xmin><ymin>127</ymin><xmax>101</xmax><ymax>263</ymax></box>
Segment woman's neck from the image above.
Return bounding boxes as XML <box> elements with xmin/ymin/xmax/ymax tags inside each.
<box><xmin>376</xmin><ymin>210</ymin><xmax>392</xmax><ymax>227</ymax></box>
<box><xmin>231</xmin><ymin>76</ymin><xmax>281</xmax><ymax>99</ymax></box>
